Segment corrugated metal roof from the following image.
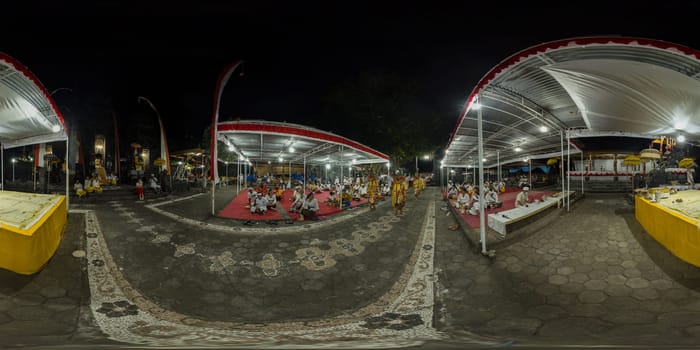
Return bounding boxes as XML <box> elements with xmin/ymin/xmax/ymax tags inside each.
<box><xmin>442</xmin><ymin>37</ymin><xmax>700</xmax><ymax>168</ymax></box>
<box><xmin>0</xmin><ymin>53</ymin><xmax>67</xmax><ymax>148</ymax></box>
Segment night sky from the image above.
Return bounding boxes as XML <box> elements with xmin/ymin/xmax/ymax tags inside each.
<box><xmin>3</xmin><ymin>1</ymin><xmax>699</xmax><ymax>153</ymax></box>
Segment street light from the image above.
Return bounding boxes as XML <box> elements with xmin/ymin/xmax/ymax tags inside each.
<box><xmin>11</xmin><ymin>158</ymin><xmax>16</xmax><ymax>182</ymax></box>
<box><xmin>225</xmin><ymin>161</ymin><xmax>229</xmax><ymax>182</ymax></box>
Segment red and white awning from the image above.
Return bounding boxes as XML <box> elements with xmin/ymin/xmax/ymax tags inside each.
<box><xmin>443</xmin><ymin>37</ymin><xmax>700</xmax><ymax>167</ymax></box>
<box><xmin>216</xmin><ymin>120</ymin><xmax>390</xmax><ymax>166</ymax></box>
<box><xmin>0</xmin><ymin>53</ymin><xmax>67</xmax><ymax>149</ymax></box>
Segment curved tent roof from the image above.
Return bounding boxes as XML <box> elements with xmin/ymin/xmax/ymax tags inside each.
<box><xmin>442</xmin><ymin>37</ymin><xmax>700</xmax><ymax>168</ymax></box>
<box><xmin>0</xmin><ymin>53</ymin><xmax>67</xmax><ymax>148</ymax></box>
<box><xmin>215</xmin><ymin>120</ymin><xmax>390</xmax><ymax>166</ymax></box>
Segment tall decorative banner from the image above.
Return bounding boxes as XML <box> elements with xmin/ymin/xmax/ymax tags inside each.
<box><xmin>137</xmin><ymin>97</ymin><xmax>170</xmax><ymax>175</ymax></box>
<box><xmin>210</xmin><ymin>60</ymin><xmax>243</xmax><ymax>182</ymax></box>
<box><xmin>34</xmin><ymin>143</ymin><xmax>45</xmax><ymax>168</ymax></box>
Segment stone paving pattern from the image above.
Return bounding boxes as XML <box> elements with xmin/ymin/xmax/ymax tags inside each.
<box><xmin>93</xmin><ymin>190</ymin><xmax>425</xmax><ymax>323</ymax></box>
<box><xmin>435</xmin><ymin>193</ymin><xmax>700</xmax><ymax>346</ymax></box>
<box><xmin>3</xmin><ymin>187</ymin><xmax>700</xmax><ymax>347</ymax></box>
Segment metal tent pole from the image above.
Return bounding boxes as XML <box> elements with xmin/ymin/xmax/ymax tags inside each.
<box><xmin>497</xmin><ymin>150</ymin><xmax>500</xmax><ymax>182</ymax></box>
<box><xmin>1</xmin><ymin>143</ymin><xmax>3</xmax><ymax>192</ymax></box>
<box><xmin>340</xmin><ymin>145</ymin><xmax>343</xmax><ymax>198</ymax></box>
<box><xmin>66</xmin><ymin>138</ymin><xmax>70</xmax><ymax>208</ymax></box>
<box><xmin>581</xmin><ymin>151</ymin><xmax>584</xmax><ymax>195</ymax></box>
<box><xmin>303</xmin><ymin>156</ymin><xmax>307</xmax><ymax>194</ymax></box>
<box><xmin>567</xmin><ymin>129</ymin><xmax>571</xmax><ymax>212</ymax></box>
<box><xmin>561</xmin><ymin>130</ymin><xmax>564</xmax><ymax>194</ymax></box>
<box><xmin>528</xmin><ymin>158</ymin><xmax>532</xmax><ymax>190</ymax></box>
<box><xmin>477</xmin><ymin>96</ymin><xmax>487</xmax><ymax>255</ymax></box>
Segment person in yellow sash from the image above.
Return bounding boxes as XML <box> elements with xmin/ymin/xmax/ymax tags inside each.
<box><xmin>367</xmin><ymin>174</ymin><xmax>379</xmax><ymax>209</ymax></box>
<box><xmin>413</xmin><ymin>176</ymin><xmax>425</xmax><ymax>198</ymax></box>
<box><xmin>391</xmin><ymin>174</ymin><xmax>407</xmax><ymax>216</ymax></box>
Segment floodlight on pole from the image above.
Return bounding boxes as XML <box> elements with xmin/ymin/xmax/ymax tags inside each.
<box><xmin>11</xmin><ymin>158</ymin><xmax>16</xmax><ymax>182</ymax></box>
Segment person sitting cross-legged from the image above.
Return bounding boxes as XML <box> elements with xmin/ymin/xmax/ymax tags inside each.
<box><xmin>298</xmin><ymin>192</ymin><xmax>319</xmax><ymax>221</ymax></box>
<box><xmin>265</xmin><ymin>190</ymin><xmax>277</xmax><ymax>211</ymax></box>
<box><xmin>74</xmin><ymin>179</ymin><xmax>87</xmax><ymax>198</ymax></box>
<box><xmin>290</xmin><ymin>188</ymin><xmax>305</xmax><ymax>213</ymax></box>
<box><xmin>485</xmin><ymin>187</ymin><xmax>502</xmax><ymax>209</ymax></box>
<box><xmin>250</xmin><ymin>192</ymin><xmax>268</xmax><ymax>215</ymax></box>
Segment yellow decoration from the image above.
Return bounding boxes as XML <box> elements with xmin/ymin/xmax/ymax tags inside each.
<box><xmin>153</xmin><ymin>158</ymin><xmax>166</xmax><ymax>167</ymax></box>
<box><xmin>546</xmin><ymin>158</ymin><xmax>559</xmax><ymax>166</ymax></box>
<box><xmin>679</xmin><ymin>158</ymin><xmax>696</xmax><ymax>169</ymax></box>
<box><xmin>623</xmin><ymin>155</ymin><xmax>641</xmax><ymax>166</ymax></box>
<box><xmin>639</xmin><ymin>148</ymin><xmax>661</xmax><ymax>160</ymax></box>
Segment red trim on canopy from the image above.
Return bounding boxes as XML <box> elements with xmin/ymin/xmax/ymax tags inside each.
<box><xmin>217</xmin><ymin>122</ymin><xmax>390</xmax><ymax>161</ymax></box>
<box><xmin>445</xmin><ymin>36</ymin><xmax>700</xmax><ymax>153</ymax></box>
<box><xmin>0</xmin><ymin>52</ymin><xmax>68</xmax><ymax>137</ymax></box>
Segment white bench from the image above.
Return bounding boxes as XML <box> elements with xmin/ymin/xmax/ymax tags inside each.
<box><xmin>487</xmin><ymin>191</ymin><xmax>574</xmax><ymax>236</ymax></box>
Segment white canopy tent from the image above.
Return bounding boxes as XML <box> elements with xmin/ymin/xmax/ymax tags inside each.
<box><xmin>0</xmin><ymin>52</ymin><xmax>69</xmax><ymax>205</ymax></box>
<box><xmin>211</xmin><ymin>119</ymin><xmax>391</xmax><ymax>215</ymax></box>
<box><xmin>442</xmin><ymin>37</ymin><xmax>700</xmax><ymax>254</ymax></box>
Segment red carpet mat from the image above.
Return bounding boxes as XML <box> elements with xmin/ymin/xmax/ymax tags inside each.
<box><xmin>217</xmin><ymin>190</ymin><xmax>284</xmax><ymax>220</ymax></box>
<box><xmin>278</xmin><ymin>189</ymin><xmax>298</xmax><ymax>212</ymax></box>
<box><xmin>220</xmin><ymin>188</ymin><xmax>370</xmax><ymax>221</ymax></box>
<box><xmin>448</xmin><ymin>189</ymin><xmax>555</xmax><ymax>228</ymax></box>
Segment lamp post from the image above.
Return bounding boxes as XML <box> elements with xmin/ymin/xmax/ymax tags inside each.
<box><xmin>225</xmin><ymin>161</ymin><xmax>229</xmax><ymax>188</ymax></box>
<box><xmin>11</xmin><ymin>158</ymin><xmax>16</xmax><ymax>182</ymax></box>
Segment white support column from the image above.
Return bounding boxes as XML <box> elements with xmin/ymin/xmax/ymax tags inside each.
<box><xmin>476</xmin><ymin>95</ymin><xmax>487</xmax><ymax>255</ymax></box>
<box><xmin>1</xmin><ymin>143</ymin><xmax>3</xmax><ymax>191</ymax></box>
<box><xmin>581</xmin><ymin>151</ymin><xmax>584</xmax><ymax>195</ymax></box>
<box><xmin>528</xmin><ymin>158</ymin><xmax>532</xmax><ymax>190</ymax></box>
<box><xmin>66</xmin><ymin>138</ymin><xmax>70</xmax><ymax>209</ymax></box>
<box><xmin>288</xmin><ymin>160</ymin><xmax>292</xmax><ymax>189</ymax></box>
<box><xmin>303</xmin><ymin>156</ymin><xmax>307</xmax><ymax>194</ymax></box>
<box><xmin>340</xmin><ymin>145</ymin><xmax>344</xmax><ymax>197</ymax></box>
<box><xmin>567</xmin><ymin>129</ymin><xmax>571</xmax><ymax>212</ymax></box>
<box><xmin>561</xmin><ymin>130</ymin><xmax>564</xmax><ymax>194</ymax></box>
<box><xmin>497</xmin><ymin>150</ymin><xmax>500</xmax><ymax>182</ymax></box>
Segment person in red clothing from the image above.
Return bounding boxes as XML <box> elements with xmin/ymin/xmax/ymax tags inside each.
<box><xmin>135</xmin><ymin>178</ymin><xmax>145</xmax><ymax>201</ymax></box>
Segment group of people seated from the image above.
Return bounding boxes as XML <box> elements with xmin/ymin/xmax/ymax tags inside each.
<box><xmin>73</xmin><ymin>174</ymin><xmax>105</xmax><ymax>198</ymax></box>
<box><xmin>449</xmin><ymin>181</ymin><xmax>504</xmax><ymax>215</ymax></box>
<box><xmin>247</xmin><ymin>188</ymin><xmax>279</xmax><ymax>215</ymax></box>
<box><xmin>287</xmin><ymin>187</ymin><xmax>320</xmax><ymax>220</ymax></box>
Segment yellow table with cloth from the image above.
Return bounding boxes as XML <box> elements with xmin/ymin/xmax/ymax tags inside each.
<box><xmin>635</xmin><ymin>191</ymin><xmax>700</xmax><ymax>267</ymax></box>
<box><xmin>0</xmin><ymin>191</ymin><xmax>67</xmax><ymax>274</ymax></box>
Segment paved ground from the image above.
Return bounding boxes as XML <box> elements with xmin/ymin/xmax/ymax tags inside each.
<box><xmin>94</xmin><ymin>191</ymin><xmax>424</xmax><ymax>323</ymax></box>
<box><xmin>435</xmin><ymin>193</ymin><xmax>700</xmax><ymax>346</ymax></box>
<box><xmin>2</xmin><ymin>186</ymin><xmax>700</xmax><ymax>348</ymax></box>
